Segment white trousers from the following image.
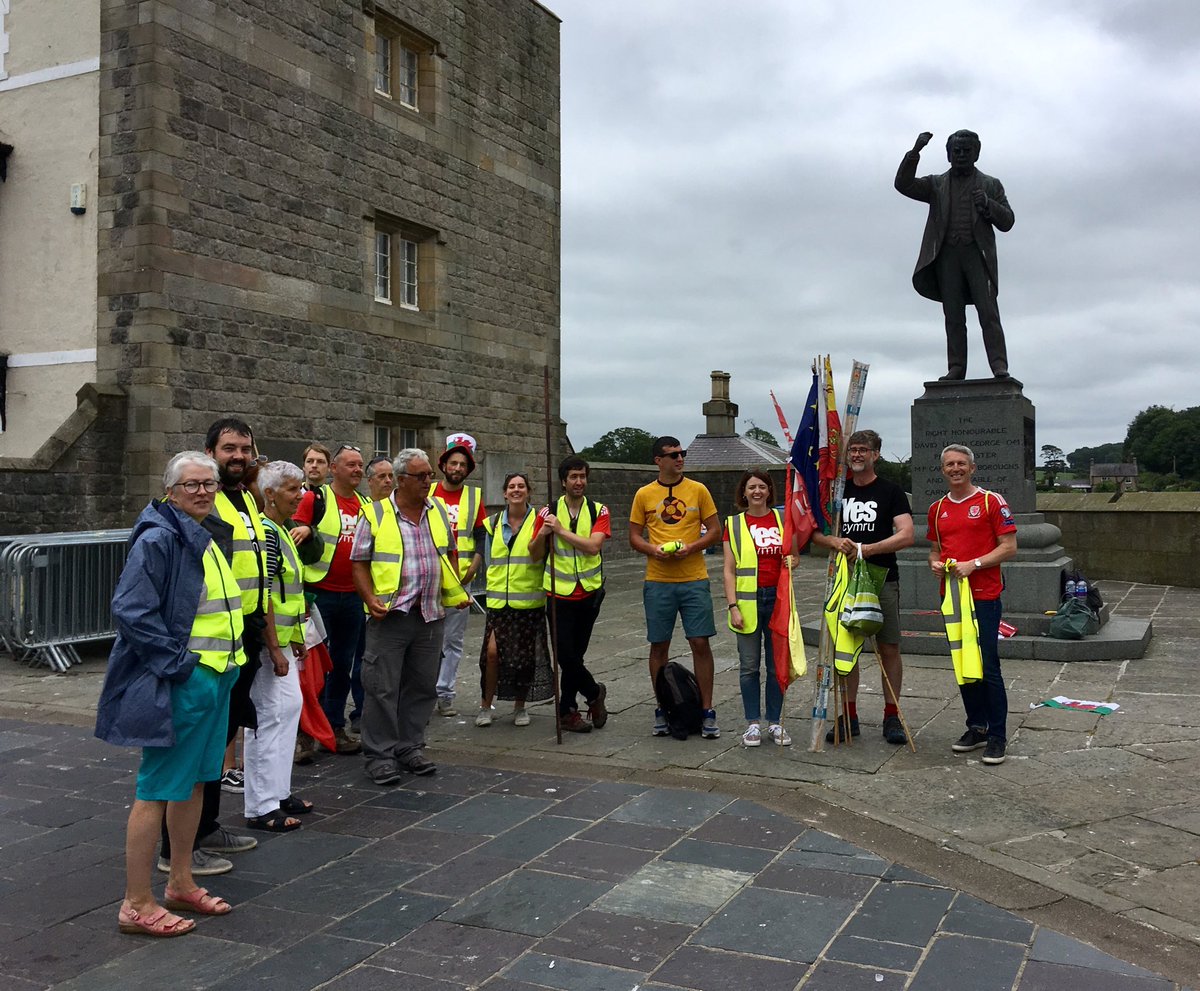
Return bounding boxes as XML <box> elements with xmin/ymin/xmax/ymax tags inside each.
<box><xmin>244</xmin><ymin>645</ymin><xmax>303</xmax><ymax>819</ymax></box>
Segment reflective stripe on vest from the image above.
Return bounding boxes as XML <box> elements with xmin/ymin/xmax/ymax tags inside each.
<box><xmin>263</xmin><ymin>517</ymin><xmax>305</xmax><ymax>646</ymax></box>
<box><xmin>543</xmin><ymin>497</ymin><xmax>604</xmax><ymax>596</ymax></box>
<box><xmin>428</xmin><ymin>482</ymin><xmax>481</xmax><ymax>579</ymax></box>
<box><xmin>188</xmin><ymin>541</ymin><xmax>247</xmax><ymax>672</ymax></box>
<box><xmin>365</xmin><ymin>498</ymin><xmax>468</xmax><ymax>609</ymax></box>
<box><xmin>726</xmin><ymin>509</ymin><xmax>781</xmax><ymax>634</ymax></box>
<box><xmin>822</xmin><ymin>552</ymin><xmax>864</xmax><ymax>674</ymax></box>
<box><xmin>302</xmin><ymin>484</ymin><xmax>368</xmax><ymax>585</ymax></box>
<box><xmin>484</xmin><ymin>511</ymin><xmax>545</xmax><ymax>609</ymax></box>
<box><xmin>213</xmin><ymin>490</ymin><xmax>268</xmax><ymax>615</ymax></box>
<box><xmin>941</xmin><ymin>568</ymin><xmax>982</xmax><ymax>685</ymax></box>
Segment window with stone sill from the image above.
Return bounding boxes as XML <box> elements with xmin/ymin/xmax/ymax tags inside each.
<box><xmin>374</xmin><ymin>17</ymin><xmax>433</xmax><ymax>112</ymax></box>
<box><xmin>373</xmin><ymin>217</ymin><xmax>436</xmax><ymax>311</ymax></box>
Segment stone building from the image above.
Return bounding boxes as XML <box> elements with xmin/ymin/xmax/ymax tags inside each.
<box><xmin>1089</xmin><ymin>461</ymin><xmax>1139</xmax><ymax>492</ymax></box>
<box><xmin>0</xmin><ymin>0</ymin><xmax>561</xmax><ymax>531</ymax></box>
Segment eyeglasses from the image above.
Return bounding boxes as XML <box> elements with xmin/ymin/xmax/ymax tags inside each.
<box><xmin>658</xmin><ymin>450</ymin><xmax>687</xmax><ymax>460</ymax></box>
<box><xmin>847</xmin><ymin>447</ymin><xmax>876</xmax><ymax>455</ymax></box>
<box><xmin>403</xmin><ymin>471</ymin><xmax>434</xmax><ymax>482</ymax></box>
<box><xmin>172</xmin><ymin>479</ymin><xmax>220</xmax><ymax>494</ymax></box>
<box><xmin>333</xmin><ymin>444</ymin><xmax>362</xmax><ymax>457</ymax></box>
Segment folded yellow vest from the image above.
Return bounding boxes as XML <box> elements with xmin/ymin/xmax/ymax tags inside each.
<box><xmin>823</xmin><ymin>554</ymin><xmax>864</xmax><ymax>675</ymax></box>
<box><xmin>940</xmin><ymin>561</ymin><xmax>983</xmax><ymax>685</ymax></box>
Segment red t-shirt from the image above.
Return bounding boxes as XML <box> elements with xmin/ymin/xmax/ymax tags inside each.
<box><xmin>722</xmin><ymin>510</ymin><xmax>784</xmax><ymax>587</ymax></box>
<box><xmin>293</xmin><ymin>488</ymin><xmax>365</xmax><ymax>592</ymax></box>
<box><xmin>926</xmin><ymin>488</ymin><xmax>1017</xmax><ymax>601</ymax></box>
<box><xmin>431</xmin><ymin>483</ymin><xmax>487</xmax><ymax>536</ymax></box>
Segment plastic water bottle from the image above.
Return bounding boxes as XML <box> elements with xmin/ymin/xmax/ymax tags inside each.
<box><xmin>1064</xmin><ymin>578</ymin><xmax>1076</xmax><ymax>599</ymax></box>
<box><xmin>1076</xmin><ymin>578</ymin><xmax>1088</xmax><ymax>600</ymax></box>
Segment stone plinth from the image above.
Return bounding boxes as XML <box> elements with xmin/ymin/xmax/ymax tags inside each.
<box><xmin>910</xmin><ymin>376</ymin><xmax>1035</xmax><ymax>519</ymax></box>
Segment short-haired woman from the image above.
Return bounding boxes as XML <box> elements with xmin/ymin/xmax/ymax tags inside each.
<box><xmin>243</xmin><ymin>461</ymin><xmax>313</xmax><ymax>832</ymax></box>
<box><xmin>96</xmin><ymin>452</ymin><xmax>245</xmax><ymax>936</ymax></box>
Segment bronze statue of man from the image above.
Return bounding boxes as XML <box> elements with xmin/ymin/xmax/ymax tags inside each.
<box><xmin>895</xmin><ymin>130</ymin><xmax>1014</xmax><ymax>381</ymax></box>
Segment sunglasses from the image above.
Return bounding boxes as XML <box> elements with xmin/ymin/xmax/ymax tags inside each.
<box><xmin>333</xmin><ymin>444</ymin><xmax>362</xmax><ymax>457</ymax></box>
<box><xmin>658</xmin><ymin>450</ymin><xmax>687</xmax><ymax>460</ymax></box>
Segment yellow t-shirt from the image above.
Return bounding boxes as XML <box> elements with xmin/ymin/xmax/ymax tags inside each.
<box><xmin>630</xmin><ymin>477</ymin><xmax>719</xmax><ymax>583</ymax></box>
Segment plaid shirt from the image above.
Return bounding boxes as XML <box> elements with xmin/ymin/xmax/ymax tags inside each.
<box><xmin>350</xmin><ymin>496</ymin><xmax>444</xmax><ymax>622</ymax></box>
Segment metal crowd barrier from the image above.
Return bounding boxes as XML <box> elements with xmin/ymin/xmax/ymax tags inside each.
<box><xmin>0</xmin><ymin>530</ymin><xmax>131</xmax><ymax>671</ymax></box>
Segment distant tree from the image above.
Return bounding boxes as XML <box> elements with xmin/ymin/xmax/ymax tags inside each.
<box><xmin>579</xmin><ymin>427</ymin><xmax>655</xmax><ymax>464</ymax></box>
<box><xmin>875</xmin><ymin>455</ymin><xmax>911</xmax><ymax>493</ymax></box>
<box><xmin>1066</xmin><ymin>442</ymin><xmax>1124</xmax><ymax>471</ymax></box>
<box><xmin>1039</xmin><ymin>444</ymin><xmax>1068</xmax><ymax>488</ymax></box>
<box><xmin>745</xmin><ymin>425</ymin><xmax>781</xmax><ymax>449</ymax></box>
<box><xmin>1124</xmin><ymin>405</ymin><xmax>1200</xmax><ymax>479</ymax></box>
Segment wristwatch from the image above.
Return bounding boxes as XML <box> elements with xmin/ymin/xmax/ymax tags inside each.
<box><xmin>974</xmin><ymin>559</ymin><xmax>983</xmax><ymax>569</ymax></box>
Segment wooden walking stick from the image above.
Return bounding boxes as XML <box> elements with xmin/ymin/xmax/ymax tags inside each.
<box><xmin>543</xmin><ymin>365</ymin><xmax>563</xmax><ymax>745</ymax></box>
<box><xmin>873</xmin><ymin>640</ymin><xmax>916</xmax><ymax>753</ymax></box>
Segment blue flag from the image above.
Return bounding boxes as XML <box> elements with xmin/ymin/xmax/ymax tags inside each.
<box><xmin>790</xmin><ymin>370</ymin><xmax>827</xmax><ymax>536</ymax></box>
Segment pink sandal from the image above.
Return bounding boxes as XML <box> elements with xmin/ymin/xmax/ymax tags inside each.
<box><xmin>118</xmin><ymin>904</ymin><xmax>195</xmax><ymax>937</ymax></box>
<box><xmin>163</xmin><ymin>886</ymin><xmax>233</xmax><ymax>916</ymax></box>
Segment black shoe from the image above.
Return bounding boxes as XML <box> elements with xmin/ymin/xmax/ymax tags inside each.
<box><xmin>952</xmin><ymin>727</ymin><xmax>988</xmax><ymax>753</ymax></box>
<box><xmin>369</xmin><ymin>761</ymin><xmax>403</xmax><ymax>786</ymax></box>
<box><xmin>824</xmin><ymin>715</ymin><xmax>860</xmax><ymax>743</ymax></box>
<box><xmin>882</xmin><ymin>715</ymin><xmax>907</xmax><ymax>745</ymax></box>
<box><xmin>981</xmin><ymin>738</ymin><xmax>1007</xmax><ymax>765</ymax></box>
<box><xmin>939</xmin><ymin>367</ymin><xmax>966</xmax><ymax>381</ymax></box>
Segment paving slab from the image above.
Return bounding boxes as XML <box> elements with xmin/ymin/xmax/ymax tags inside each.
<box><xmin>3</xmin><ymin>563</ymin><xmax>1200</xmax><ymax>988</ymax></box>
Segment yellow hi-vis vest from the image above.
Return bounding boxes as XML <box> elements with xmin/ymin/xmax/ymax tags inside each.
<box><xmin>484</xmin><ymin>510</ymin><xmax>545</xmax><ymax>610</ymax></box>
<box><xmin>941</xmin><ymin>565</ymin><xmax>983</xmax><ymax>685</ymax></box>
<box><xmin>543</xmin><ymin>497</ymin><xmax>605</xmax><ymax>597</ymax></box>
<box><xmin>726</xmin><ymin>509</ymin><xmax>782</xmax><ymax>634</ymax></box>
<box><xmin>189</xmin><ymin>541</ymin><xmax>247</xmax><ymax>673</ymax></box>
<box><xmin>364</xmin><ymin>497</ymin><xmax>468</xmax><ymax>609</ymax></box>
<box><xmin>214</xmin><ymin>490</ymin><xmax>268</xmax><ymax>615</ymax></box>
<box><xmin>428</xmin><ymin>482</ymin><xmax>482</xmax><ymax>580</ymax></box>
<box><xmin>302</xmin><ymin>484</ymin><xmax>369</xmax><ymax>585</ymax></box>
<box><xmin>263</xmin><ymin>517</ymin><xmax>305</xmax><ymax>647</ymax></box>
<box><xmin>823</xmin><ymin>553</ymin><xmax>865</xmax><ymax>675</ymax></box>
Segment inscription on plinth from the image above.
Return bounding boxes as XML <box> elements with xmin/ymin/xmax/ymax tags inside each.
<box><xmin>910</xmin><ymin>377</ymin><xmax>1036</xmax><ymax>518</ymax></box>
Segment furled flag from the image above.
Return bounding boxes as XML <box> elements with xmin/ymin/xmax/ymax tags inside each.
<box><xmin>817</xmin><ymin>355</ymin><xmax>843</xmax><ymax>527</ymax></box>
<box><xmin>787</xmin><ymin>368</ymin><xmax>825</xmax><ymax>542</ymax></box>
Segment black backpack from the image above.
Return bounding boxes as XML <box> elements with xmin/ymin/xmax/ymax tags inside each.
<box><xmin>654</xmin><ymin>662</ymin><xmax>704</xmax><ymax>740</ymax></box>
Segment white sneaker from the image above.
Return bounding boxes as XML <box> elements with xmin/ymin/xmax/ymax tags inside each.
<box><xmin>768</xmin><ymin>723</ymin><xmax>792</xmax><ymax>747</ymax></box>
<box><xmin>742</xmin><ymin>723</ymin><xmax>762</xmax><ymax>747</ymax></box>
<box><xmin>513</xmin><ymin>708</ymin><xmax>530</xmax><ymax>727</ymax></box>
<box><xmin>475</xmin><ymin>707</ymin><xmax>493</xmax><ymax>727</ymax></box>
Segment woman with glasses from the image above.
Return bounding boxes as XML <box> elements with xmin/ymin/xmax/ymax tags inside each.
<box><xmin>96</xmin><ymin>452</ymin><xmax>246</xmax><ymax>937</ymax></box>
<box><xmin>473</xmin><ymin>472</ymin><xmax>553</xmax><ymax>727</ymax></box>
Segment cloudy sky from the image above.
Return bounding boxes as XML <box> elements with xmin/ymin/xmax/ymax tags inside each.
<box><xmin>556</xmin><ymin>0</ymin><xmax>1200</xmax><ymax>464</ymax></box>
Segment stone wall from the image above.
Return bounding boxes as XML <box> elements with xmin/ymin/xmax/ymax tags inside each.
<box><xmin>1039</xmin><ymin>492</ymin><xmax>1200</xmax><ymax>587</ymax></box>
<box><xmin>97</xmin><ymin>0</ymin><xmax>562</xmax><ymax>506</ymax></box>
<box><xmin>0</xmin><ymin>384</ymin><xmax>129</xmax><ymax>533</ymax></box>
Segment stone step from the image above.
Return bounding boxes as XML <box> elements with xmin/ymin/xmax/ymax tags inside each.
<box><xmin>802</xmin><ymin>614</ymin><xmax>1152</xmax><ymax>661</ymax></box>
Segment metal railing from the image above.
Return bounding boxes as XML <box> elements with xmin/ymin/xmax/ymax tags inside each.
<box><xmin>0</xmin><ymin>530</ymin><xmax>131</xmax><ymax>671</ymax></box>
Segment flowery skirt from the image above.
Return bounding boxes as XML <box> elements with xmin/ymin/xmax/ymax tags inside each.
<box><xmin>479</xmin><ymin>605</ymin><xmax>553</xmax><ymax>702</ymax></box>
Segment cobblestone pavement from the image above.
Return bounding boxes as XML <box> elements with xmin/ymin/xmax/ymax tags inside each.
<box><xmin>0</xmin><ymin>717</ymin><xmax>1193</xmax><ymax>990</ymax></box>
<box><xmin>1</xmin><ymin>557</ymin><xmax>1198</xmax><ymax>986</ymax></box>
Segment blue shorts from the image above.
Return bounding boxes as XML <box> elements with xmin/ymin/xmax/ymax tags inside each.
<box><xmin>137</xmin><ymin>663</ymin><xmax>238</xmax><ymax>802</ymax></box>
<box><xmin>643</xmin><ymin>579</ymin><xmax>717</xmax><ymax>644</ymax></box>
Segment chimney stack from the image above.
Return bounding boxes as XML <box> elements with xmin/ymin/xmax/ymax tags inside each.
<box><xmin>702</xmin><ymin>370</ymin><xmax>738</xmax><ymax>436</ymax></box>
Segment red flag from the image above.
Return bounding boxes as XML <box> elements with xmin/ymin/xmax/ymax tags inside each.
<box><xmin>817</xmin><ymin>356</ymin><xmax>843</xmax><ymax>525</ymax></box>
<box><xmin>298</xmin><ymin>640</ymin><xmax>336</xmax><ymax>753</ymax></box>
<box><xmin>770</xmin><ymin>559</ymin><xmax>796</xmax><ymax>694</ymax></box>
